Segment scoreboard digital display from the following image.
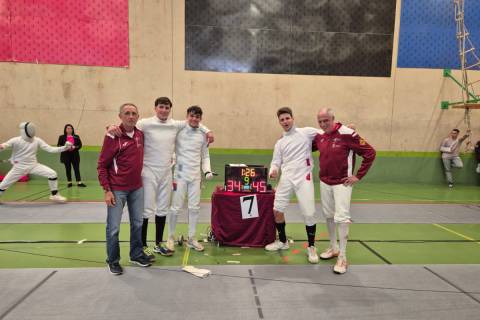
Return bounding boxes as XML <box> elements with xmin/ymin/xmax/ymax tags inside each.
<box><xmin>224</xmin><ymin>164</ymin><xmax>268</xmax><ymax>193</ymax></box>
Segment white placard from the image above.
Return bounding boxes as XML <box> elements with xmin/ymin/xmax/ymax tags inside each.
<box><xmin>240</xmin><ymin>194</ymin><xmax>259</xmax><ymax>219</ymax></box>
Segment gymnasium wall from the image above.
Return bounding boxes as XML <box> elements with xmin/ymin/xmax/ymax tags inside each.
<box><xmin>0</xmin><ymin>0</ymin><xmax>479</xmax><ymax>152</ymax></box>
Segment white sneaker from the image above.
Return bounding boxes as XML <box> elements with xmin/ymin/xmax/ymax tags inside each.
<box><xmin>265</xmin><ymin>240</ymin><xmax>289</xmax><ymax>251</ymax></box>
<box><xmin>166</xmin><ymin>236</ymin><xmax>175</xmax><ymax>252</ymax></box>
<box><xmin>187</xmin><ymin>238</ymin><xmax>204</xmax><ymax>252</ymax></box>
<box><xmin>49</xmin><ymin>194</ymin><xmax>67</xmax><ymax>203</ymax></box>
<box><xmin>307</xmin><ymin>246</ymin><xmax>319</xmax><ymax>264</ymax></box>
<box><xmin>319</xmin><ymin>247</ymin><xmax>340</xmax><ymax>260</ymax></box>
<box><xmin>333</xmin><ymin>257</ymin><xmax>348</xmax><ymax>274</ymax></box>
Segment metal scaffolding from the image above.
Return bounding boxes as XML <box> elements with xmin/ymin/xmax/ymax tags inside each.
<box><xmin>442</xmin><ymin>0</ymin><xmax>480</xmax><ymax>148</ymax></box>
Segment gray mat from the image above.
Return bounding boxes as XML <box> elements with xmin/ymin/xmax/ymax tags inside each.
<box><xmin>0</xmin><ymin>265</ymin><xmax>479</xmax><ymax>320</ymax></box>
<box><xmin>0</xmin><ymin>202</ymin><xmax>479</xmax><ymax>224</ymax></box>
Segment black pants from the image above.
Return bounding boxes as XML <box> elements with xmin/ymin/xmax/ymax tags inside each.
<box><xmin>64</xmin><ymin>159</ymin><xmax>81</xmax><ymax>182</ymax></box>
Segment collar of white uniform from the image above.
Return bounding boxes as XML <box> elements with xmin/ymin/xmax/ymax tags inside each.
<box><xmin>283</xmin><ymin>126</ymin><xmax>297</xmax><ymax>136</ymax></box>
<box><xmin>155</xmin><ymin>116</ymin><xmax>170</xmax><ymax>124</ymax></box>
<box><xmin>187</xmin><ymin>124</ymin><xmax>199</xmax><ymax>131</ymax></box>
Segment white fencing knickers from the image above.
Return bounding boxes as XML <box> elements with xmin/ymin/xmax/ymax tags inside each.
<box><xmin>274</xmin><ymin>176</ymin><xmax>316</xmax><ymax>226</ymax></box>
<box><xmin>142</xmin><ymin>165</ymin><xmax>172</xmax><ymax>219</ymax></box>
<box><xmin>168</xmin><ymin>177</ymin><xmax>201</xmax><ymax>239</ymax></box>
<box><xmin>319</xmin><ymin>181</ymin><xmax>352</xmax><ymax>223</ymax></box>
<box><xmin>0</xmin><ymin>163</ymin><xmax>58</xmax><ymax>192</ymax></box>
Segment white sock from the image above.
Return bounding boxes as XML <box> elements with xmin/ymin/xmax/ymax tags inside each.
<box><xmin>188</xmin><ymin>209</ymin><xmax>200</xmax><ymax>239</ymax></box>
<box><xmin>168</xmin><ymin>211</ymin><xmax>178</xmax><ymax>238</ymax></box>
<box><xmin>338</xmin><ymin>223</ymin><xmax>350</xmax><ymax>259</ymax></box>
<box><xmin>48</xmin><ymin>178</ymin><xmax>58</xmax><ymax>191</ymax></box>
<box><xmin>326</xmin><ymin>218</ymin><xmax>338</xmax><ymax>251</ymax></box>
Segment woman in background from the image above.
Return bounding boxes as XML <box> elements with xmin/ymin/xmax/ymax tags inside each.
<box><xmin>57</xmin><ymin>124</ymin><xmax>86</xmax><ymax>187</ymax></box>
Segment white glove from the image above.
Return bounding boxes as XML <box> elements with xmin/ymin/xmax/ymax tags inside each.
<box><xmin>205</xmin><ymin>172</ymin><xmax>214</xmax><ymax>180</ymax></box>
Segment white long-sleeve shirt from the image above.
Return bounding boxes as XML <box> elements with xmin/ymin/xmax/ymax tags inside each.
<box><xmin>270</xmin><ymin>126</ymin><xmax>321</xmax><ymax>186</ymax></box>
<box><xmin>1</xmin><ymin>137</ymin><xmax>68</xmax><ymax>166</ymax></box>
<box><xmin>136</xmin><ymin>117</ymin><xmax>209</xmax><ymax>169</ymax></box>
<box><xmin>440</xmin><ymin>137</ymin><xmax>465</xmax><ymax>159</ymax></box>
<box><xmin>173</xmin><ymin>124</ymin><xmax>211</xmax><ymax>182</ymax></box>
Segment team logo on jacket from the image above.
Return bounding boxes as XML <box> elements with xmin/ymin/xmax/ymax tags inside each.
<box><xmin>359</xmin><ymin>138</ymin><xmax>366</xmax><ymax>145</ymax></box>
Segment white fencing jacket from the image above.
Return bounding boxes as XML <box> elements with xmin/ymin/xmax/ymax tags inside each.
<box><xmin>1</xmin><ymin>136</ymin><xmax>68</xmax><ymax>166</ymax></box>
<box><xmin>173</xmin><ymin>124</ymin><xmax>211</xmax><ymax>182</ymax></box>
<box><xmin>136</xmin><ymin>117</ymin><xmax>209</xmax><ymax>170</ymax></box>
<box><xmin>270</xmin><ymin>126</ymin><xmax>321</xmax><ymax>187</ymax></box>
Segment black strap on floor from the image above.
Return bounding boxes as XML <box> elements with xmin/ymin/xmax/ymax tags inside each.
<box><xmin>0</xmin><ymin>270</ymin><xmax>57</xmax><ymax>320</ymax></box>
<box><xmin>248</xmin><ymin>269</ymin><xmax>264</xmax><ymax>319</ymax></box>
<box><xmin>424</xmin><ymin>266</ymin><xmax>480</xmax><ymax>304</ymax></box>
<box><xmin>359</xmin><ymin>240</ymin><xmax>392</xmax><ymax>264</ymax></box>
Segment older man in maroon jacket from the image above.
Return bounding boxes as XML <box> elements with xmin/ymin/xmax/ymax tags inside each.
<box><xmin>98</xmin><ymin>103</ymin><xmax>152</xmax><ymax>275</ymax></box>
<box><xmin>314</xmin><ymin>108</ymin><xmax>376</xmax><ymax>274</ymax></box>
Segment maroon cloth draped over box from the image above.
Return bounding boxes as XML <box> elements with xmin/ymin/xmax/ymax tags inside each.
<box><xmin>211</xmin><ymin>190</ymin><xmax>276</xmax><ymax>247</ymax></box>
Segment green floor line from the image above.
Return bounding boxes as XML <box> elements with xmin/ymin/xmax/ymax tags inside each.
<box><xmin>0</xmin><ymin>223</ymin><xmax>479</xmax><ymax>268</ymax></box>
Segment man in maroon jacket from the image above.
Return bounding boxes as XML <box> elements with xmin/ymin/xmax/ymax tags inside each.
<box><xmin>98</xmin><ymin>103</ymin><xmax>152</xmax><ymax>275</ymax></box>
<box><xmin>315</xmin><ymin>108</ymin><xmax>376</xmax><ymax>274</ymax></box>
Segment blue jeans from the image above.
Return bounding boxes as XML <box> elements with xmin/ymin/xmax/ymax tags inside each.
<box><xmin>106</xmin><ymin>188</ymin><xmax>144</xmax><ymax>264</ymax></box>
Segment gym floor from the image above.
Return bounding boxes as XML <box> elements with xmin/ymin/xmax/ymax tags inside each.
<box><xmin>0</xmin><ymin>181</ymin><xmax>479</xmax><ymax>319</ymax></box>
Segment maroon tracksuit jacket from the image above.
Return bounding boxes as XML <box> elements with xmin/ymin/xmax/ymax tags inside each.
<box><xmin>97</xmin><ymin>125</ymin><xmax>144</xmax><ymax>192</ymax></box>
<box><xmin>314</xmin><ymin>122</ymin><xmax>376</xmax><ymax>185</ymax></box>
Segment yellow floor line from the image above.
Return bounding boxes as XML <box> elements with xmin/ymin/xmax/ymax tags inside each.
<box><xmin>182</xmin><ymin>246</ymin><xmax>190</xmax><ymax>266</ymax></box>
<box><xmin>433</xmin><ymin>224</ymin><xmax>480</xmax><ymax>245</ymax></box>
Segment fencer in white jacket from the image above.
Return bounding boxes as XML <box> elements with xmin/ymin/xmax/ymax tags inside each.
<box><xmin>167</xmin><ymin>106</ymin><xmax>213</xmax><ymax>252</ymax></box>
<box><xmin>266</xmin><ymin>107</ymin><xmax>322</xmax><ymax>264</ymax></box>
<box><xmin>108</xmin><ymin>97</ymin><xmax>213</xmax><ymax>258</ymax></box>
<box><xmin>0</xmin><ymin>122</ymin><xmax>72</xmax><ymax>203</ymax></box>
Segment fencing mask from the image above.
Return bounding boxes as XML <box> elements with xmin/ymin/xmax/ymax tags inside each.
<box><xmin>19</xmin><ymin>122</ymin><xmax>36</xmax><ymax>140</ymax></box>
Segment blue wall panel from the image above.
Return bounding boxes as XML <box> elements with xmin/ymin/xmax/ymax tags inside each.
<box><xmin>398</xmin><ymin>0</ymin><xmax>480</xmax><ymax>69</ymax></box>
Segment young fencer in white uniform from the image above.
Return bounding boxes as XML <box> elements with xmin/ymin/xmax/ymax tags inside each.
<box><xmin>0</xmin><ymin>122</ymin><xmax>72</xmax><ymax>203</ymax></box>
<box><xmin>267</xmin><ymin>107</ymin><xmax>322</xmax><ymax>264</ymax></box>
<box><xmin>167</xmin><ymin>106</ymin><xmax>214</xmax><ymax>252</ymax></box>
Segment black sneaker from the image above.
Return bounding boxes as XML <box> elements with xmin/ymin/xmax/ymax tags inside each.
<box><xmin>67</xmin><ymin>183</ymin><xmax>73</xmax><ymax>188</ymax></box>
<box><xmin>77</xmin><ymin>183</ymin><xmax>87</xmax><ymax>187</ymax></box>
<box><xmin>108</xmin><ymin>262</ymin><xmax>123</xmax><ymax>275</ymax></box>
<box><xmin>130</xmin><ymin>254</ymin><xmax>152</xmax><ymax>267</ymax></box>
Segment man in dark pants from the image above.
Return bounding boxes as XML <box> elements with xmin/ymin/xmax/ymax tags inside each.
<box><xmin>98</xmin><ymin>103</ymin><xmax>152</xmax><ymax>275</ymax></box>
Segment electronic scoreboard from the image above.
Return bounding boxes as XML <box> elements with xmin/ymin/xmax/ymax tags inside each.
<box><xmin>224</xmin><ymin>164</ymin><xmax>268</xmax><ymax>193</ymax></box>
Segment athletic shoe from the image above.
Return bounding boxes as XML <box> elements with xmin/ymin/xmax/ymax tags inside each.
<box><xmin>166</xmin><ymin>236</ymin><xmax>175</xmax><ymax>252</ymax></box>
<box><xmin>187</xmin><ymin>238</ymin><xmax>204</xmax><ymax>252</ymax></box>
<box><xmin>153</xmin><ymin>244</ymin><xmax>174</xmax><ymax>256</ymax></box>
<box><xmin>333</xmin><ymin>257</ymin><xmax>348</xmax><ymax>274</ymax></box>
<box><xmin>49</xmin><ymin>194</ymin><xmax>67</xmax><ymax>203</ymax></box>
<box><xmin>77</xmin><ymin>182</ymin><xmax>87</xmax><ymax>187</ymax></box>
<box><xmin>307</xmin><ymin>246</ymin><xmax>319</xmax><ymax>264</ymax></box>
<box><xmin>143</xmin><ymin>246</ymin><xmax>156</xmax><ymax>262</ymax></box>
<box><xmin>67</xmin><ymin>183</ymin><xmax>73</xmax><ymax>188</ymax></box>
<box><xmin>448</xmin><ymin>183</ymin><xmax>453</xmax><ymax>188</ymax></box>
<box><xmin>265</xmin><ymin>240</ymin><xmax>289</xmax><ymax>251</ymax></box>
<box><xmin>130</xmin><ymin>255</ymin><xmax>152</xmax><ymax>267</ymax></box>
<box><xmin>319</xmin><ymin>247</ymin><xmax>340</xmax><ymax>260</ymax></box>
<box><xmin>108</xmin><ymin>262</ymin><xmax>123</xmax><ymax>275</ymax></box>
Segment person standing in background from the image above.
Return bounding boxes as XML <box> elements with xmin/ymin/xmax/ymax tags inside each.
<box><xmin>440</xmin><ymin>128</ymin><xmax>470</xmax><ymax>188</ymax></box>
<box><xmin>57</xmin><ymin>124</ymin><xmax>86</xmax><ymax>188</ymax></box>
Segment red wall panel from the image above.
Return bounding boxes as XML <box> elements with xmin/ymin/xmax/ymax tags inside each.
<box><xmin>0</xmin><ymin>0</ymin><xmax>129</xmax><ymax>67</ymax></box>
